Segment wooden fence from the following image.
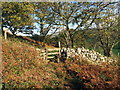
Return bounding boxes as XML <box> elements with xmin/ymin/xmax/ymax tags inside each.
<box><xmin>38</xmin><ymin>48</ymin><xmax>60</xmax><ymax>62</ymax></box>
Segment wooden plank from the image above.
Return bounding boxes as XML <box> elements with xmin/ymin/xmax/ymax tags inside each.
<box><xmin>48</xmin><ymin>52</ymin><xmax>59</xmax><ymax>55</ymax></box>
<box><xmin>48</xmin><ymin>50</ymin><xmax>59</xmax><ymax>53</ymax></box>
<box><xmin>48</xmin><ymin>48</ymin><xmax>59</xmax><ymax>51</ymax></box>
<box><xmin>47</xmin><ymin>56</ymin><xmax>54</xmax><ymax>59</ymax></box>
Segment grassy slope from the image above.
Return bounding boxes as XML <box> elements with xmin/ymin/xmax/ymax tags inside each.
<box><xmin>2</xmin><ymin>37</ymin><xmax>61</xmax><ymax>88</ymax></box>
<box><xmin>2</xmin><ymin>37</ymin><xmax>120</xmax><ymax>89</ymax></box>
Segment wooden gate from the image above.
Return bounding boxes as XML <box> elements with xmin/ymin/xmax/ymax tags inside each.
<box><xmin>38</xmin><ymin>48</ymin><xmax>60</xmax><ymax>62</ymax></box>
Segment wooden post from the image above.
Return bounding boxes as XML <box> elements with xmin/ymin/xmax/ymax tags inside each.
<box><xmin>4</xmin><ymin>28</ymin><xmax>8</xmax><ymax>40</ymax></box>
<box><xmin>58</xmin><ymin>41</ymin><xmax>61</xmax><ymax>62</ymax></box>
<box><xmin>44</xmin><ymin>48</ymin><xmax>48</xmax><ymax>60</ymax></box>
<box><xmin>46</xmin><ymin>48</ymin><xmax>48</xmax><ymax>60</ymax></box>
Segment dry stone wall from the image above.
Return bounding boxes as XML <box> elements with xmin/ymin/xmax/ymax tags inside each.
<box><xmin>63</xmin><ymin>47</ymin><xmax>117</xmax><ymax>65</ymax></box>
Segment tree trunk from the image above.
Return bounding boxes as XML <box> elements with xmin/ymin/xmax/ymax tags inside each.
<box><xmin>70</xmin><ymin>35</ymin><xmax>74</xmax><ymax>48</ymax></box>
<box><xmin>103</xmin><ymin>47</ymin><xmax>111</xmax><ymax>57</ymax></box>
<box><xmin>71</xmin><ymin>38</ymin><xmax>74</xmax><ymax>48</ymax></box>
<box><xmin>66</xmin><ymin>27</ymin><xmax>70</xmax><ymax>48</ymax></box>
<box><xmin>69</xmin><ymin>31</ymin><xmax>74</xmax><ymax>48</ymax></box>
<box><xmin>65</xmin><ymin>20</ymin><xmax>73</xmax><ymax>48</ymax></box>
<box><xmin>39</xmin><ymin>19</ymin><xmax>44</xmax><ymax>42</ymax></box>
<box><xmin>1</xmin><ymin>24</ymin><xmax>4</xmax><ymax>36</ymax></box>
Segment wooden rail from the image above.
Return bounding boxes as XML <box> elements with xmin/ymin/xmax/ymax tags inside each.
<box><xmin>38</xmin><ymin>48</ymin><xmax>60</xmax><ymax>62</ymax></box>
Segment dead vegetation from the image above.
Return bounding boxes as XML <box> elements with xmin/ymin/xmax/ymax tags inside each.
<box><xmin>2</xmin><ymin>37</ymin><xmax>120</xmax><ymax>89</ymax></box>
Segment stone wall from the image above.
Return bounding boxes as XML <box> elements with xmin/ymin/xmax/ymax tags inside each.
<box><xmin>63</xmin><ymin>47</ymin><xmax>117</xmax><ymax>65</ymax></box>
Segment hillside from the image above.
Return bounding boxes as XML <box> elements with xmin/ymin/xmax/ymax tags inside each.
<box><xmin>2</xmin><ymin>37</ymin><xmax>120</xmax><ymax>89</ymax></box>
<box><xmin>6</xmin><ymin>32</ymin><xmax>55</xmax><ymax>48</ymax></box>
